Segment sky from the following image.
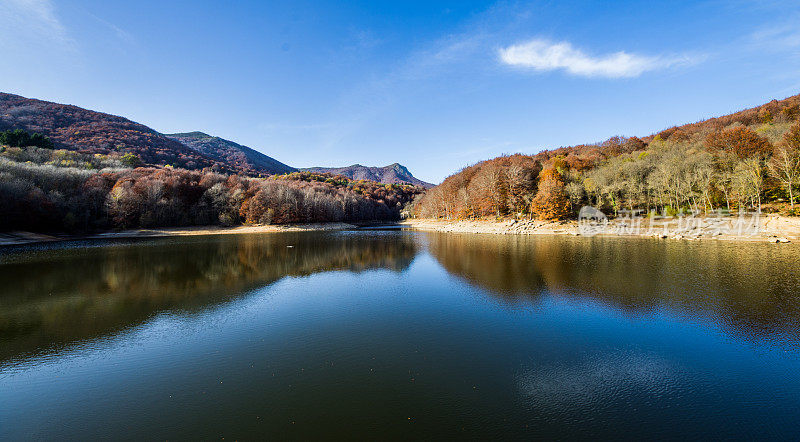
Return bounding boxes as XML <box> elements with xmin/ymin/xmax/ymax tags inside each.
<box><xmin>2</xmin><ymin>0</ymin><xmax>800</xmax><ymax>183</ymax></box>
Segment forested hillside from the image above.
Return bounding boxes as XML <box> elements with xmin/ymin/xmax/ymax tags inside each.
<box><xmin>0</xmin><ymin>134</ymin><xmax>423</xmax><ymax>232</ymax></box>
<box><xmin>413</xmin><ymin>94</ymin><xmax>800</xmax><ymax>220</ymax></box>
<box><xmin>0</xmin><ymin>93</ymin><xmax>230</xmax><ymax>172</ymax></box>
<box><xmin>167</xmin><ymin>132</ymin><xmax>296</xmax><ymax>175</ymax></box>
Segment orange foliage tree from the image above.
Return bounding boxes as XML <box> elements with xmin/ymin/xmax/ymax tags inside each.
<box><xmin>530</xmin><ymin>168</ymin><xmax>571</xmax><ymax>220</ymax></box>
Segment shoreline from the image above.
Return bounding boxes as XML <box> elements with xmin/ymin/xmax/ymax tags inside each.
<box><xmin>400</xmin><ymin>216</ymin><xmax>800</xmax><ymax>243</ymax></box>
<box><xmin>3</xmin><ymin>215</ymin><xmax>799</xmax><ymax>246</ymax></box>
<box><xmin>0</xmin><ymin>222</ymin><xmax>358</xmax><ymax>247</ymax></box>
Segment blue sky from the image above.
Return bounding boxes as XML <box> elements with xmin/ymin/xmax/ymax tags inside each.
<box><xmin>2</xmin><ymin>0</ymin><xmax>800</xmax><ymax>183</ymax></box>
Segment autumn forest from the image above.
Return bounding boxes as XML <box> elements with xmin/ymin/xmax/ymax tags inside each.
<box><xmin>412</xmin><ymin>94</ymin><xmax>800</xmax><ymax>220</ymax></box>
<box><xmin>2</xmin><ymin>94</ymin><xmax>800</xmax><ymax>234</ymax></box>
<box><xmin>0</xmin><ymin>140</ymin><xmax>423</xmax><ymax>232</ymax></box>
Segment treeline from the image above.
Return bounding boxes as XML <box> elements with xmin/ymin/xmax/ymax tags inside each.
<box><xmin>413</xmin><ymin>95</ymin><xmax>800</xmax><ymax>219</ymax></box>
<box><xmin>0</xmin><ymin>139</ymin><xmax>423</xmax><ymax>232</ymax></box>
<box><xmin>276</xmin><ymin>171</ymin><xmax>422</xmax><ymax>213</ymax></box>
<box><xmin>0</xmin><ymin>129</ymin><xmax>54</xmax><ymax>149</ymax></box>
<box><xmin>1</xmin><ymin>142</ymin><xmax>141</xmax><ymax>169</ymax></box>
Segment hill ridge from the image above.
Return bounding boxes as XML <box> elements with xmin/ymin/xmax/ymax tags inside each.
<box><xmin>166</xmin><ymin>131</ymin><xmax>295</xmax><ymax>175</ymax></box>
<box><xmin>303</xmin><ymin>163</ymin><xmax>433</xmax><ymax>188</ymax></box>
<box><xmin>0</xmin><ymin>92</ymin><xmax>234</xmax><ymax>171</ymax></box>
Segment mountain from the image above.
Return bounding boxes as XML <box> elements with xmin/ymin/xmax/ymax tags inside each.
<box><xmin>166</xmin><ymin>132</ymin><xmax>295</xmax><ymax>175</ymax></box>
<box><xmin>0</xmin><ymin>92</ymin><xmax>431</xmax><ymax>182</ymax></box>
<box><xmin>303</xmin><ymin>163</ymin><xmax>433</xmax><ymax>187</ymax></box>
<box><xmin>0</xmin><ymin>93</ymin><xmax>229</xmax><ymax>172</ymax></box>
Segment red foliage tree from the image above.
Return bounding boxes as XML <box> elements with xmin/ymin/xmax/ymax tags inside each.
<box><xmin>705</xmin><ymin>126</ymin><xmax>773</xmax><ymax>159</ymax></box>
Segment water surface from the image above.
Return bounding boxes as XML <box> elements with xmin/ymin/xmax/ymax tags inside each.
<box><xmin>1</xmin><ymin>231</ymin><xmax>799</xmax><ymax>439</ymax></box>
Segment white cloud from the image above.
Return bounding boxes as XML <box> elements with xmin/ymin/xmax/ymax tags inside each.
<box><xmin>498</xmin><ymin>39</ymin><xmax>692</xmax><ymax>78</ymax></box>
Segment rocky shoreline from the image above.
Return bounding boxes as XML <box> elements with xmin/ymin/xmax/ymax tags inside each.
<box><xmin>3</xmin><ymin>216</ymin><xmax>799</xmax><ymax>247</ymax></box>
<box><xmin>400</xmin><ymin>216</ymin><xmax>800</xmax><ymax>242</ymax></box>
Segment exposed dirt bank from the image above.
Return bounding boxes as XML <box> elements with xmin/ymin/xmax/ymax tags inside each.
<box><xmin>4</xmin><ymin>216</ymin><xmax>799</xmax><ymax>247</ymax></box>
<box><xmin>0</xmin><ymin>223</ymin><xmax>357</xmax><ymax>246</ymax></box>
<box><xmin>401</xmin><ymin>216</ymin><xmax>800</xmax><ymax>242</ymax></box>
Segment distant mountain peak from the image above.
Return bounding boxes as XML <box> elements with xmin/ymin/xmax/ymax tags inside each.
<box><xmin>302</xmin><ymin>163</ymin><xmax>432</xmax><ymax>188</ymax></box>
<box><xmin>390</xmin><ymin>162</ymin><xmax>408</xmax><ymax>171</ymax></box>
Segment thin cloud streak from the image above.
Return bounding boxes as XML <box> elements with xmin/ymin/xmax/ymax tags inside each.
<box><xmin>748</xmin><ymin>16</ymin><xmax>800</xmax><ymax>53</ymax></box>
<box><xmin>0</xmin><ymin>0</ymin><xmax>76</xmax><ymax>53</ymax></box>
<box><xmin>88</xmin><ymin>13</ymin><xmax>137</xmax><ymax>47</ymax></box>
<box><xmin>498</xmin><ymin>39</ymin><xmax>697</xmax><ymax>78</ymax></box>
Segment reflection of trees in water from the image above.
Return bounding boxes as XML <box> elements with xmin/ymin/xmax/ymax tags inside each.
<box><xmin>0</xmin><ymin>232</ymin><xmax>418</xmax><ymax>362</ymax></box>
<box><xmin>424</xmin><ymin>233</ymin><xmax>549</xmax><ymax>301</ymax></box>
<box><xmin>426</xmin><ymin>232</ymin><xmax>800</xmax><ymax>347</ymax></box>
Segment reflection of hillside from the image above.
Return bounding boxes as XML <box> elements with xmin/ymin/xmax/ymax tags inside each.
<box><xmin>426</xmin><ymin>232</ymin><xmax>800</xmax><ymax>347</ymax></box>
<box><xmin>0</xmin><ymin>232</ymin><xmax>417</xmax><ymax>362</ymax></box>
<box><xmin>424</xmin><ymin>233</ymin><xmax>549</xmax><ymax>300</ymax></box>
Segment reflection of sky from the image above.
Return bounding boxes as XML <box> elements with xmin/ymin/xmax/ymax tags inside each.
<box><xmin>517</xmin><ymin>350</ymin><xmax>678</xmax><ymax>409</ymax></box>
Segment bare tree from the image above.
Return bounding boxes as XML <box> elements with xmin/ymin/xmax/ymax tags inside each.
<box><xmin>768</xmin><ymin>141</ymin><xmax>800</xmax><ymax>210</ymax></box>
<box><xmin>565</xmin><ymin>181</ymin><xmax>585</xmax><ymax>212</ymax></box>
<box><xmin>732</xmin><ymin>158</ymin><xmax>764</xmax><ymax>211</ymax></box>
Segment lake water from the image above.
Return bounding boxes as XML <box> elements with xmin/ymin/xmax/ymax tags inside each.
<box><xmin>2</xmin><ymin>230</ymin><xmax>800</xmax><ymax>439</ymax></box>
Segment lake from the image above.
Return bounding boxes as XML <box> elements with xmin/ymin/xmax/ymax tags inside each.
<box><xmin>1</xmin><ymin>230</ymin><xmax>800</xmax><ymax>439</ymax></box>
